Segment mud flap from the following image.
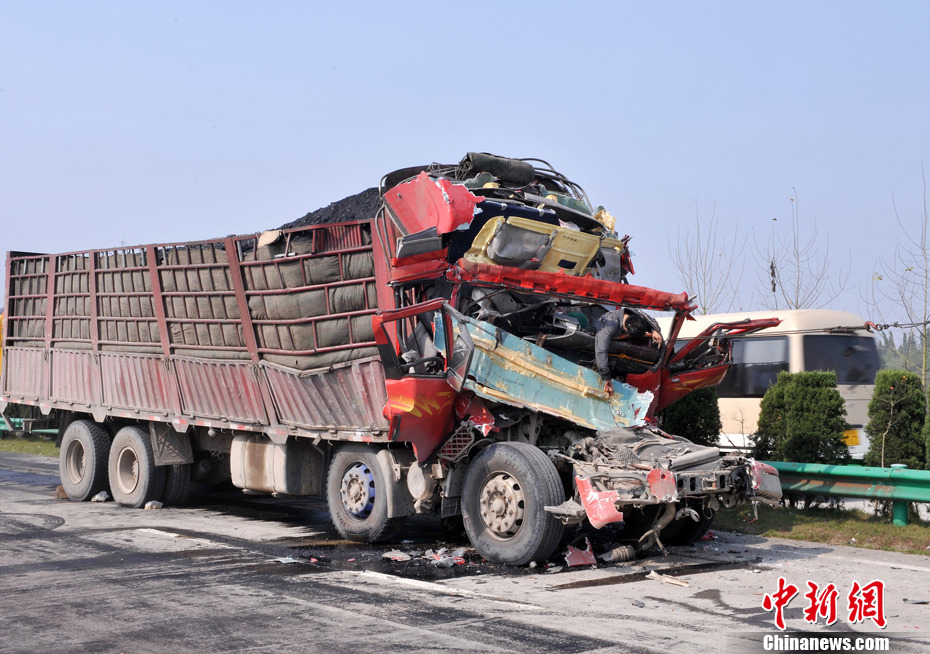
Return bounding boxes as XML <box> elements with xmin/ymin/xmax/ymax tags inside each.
<box><xmin>376</xmin><ymin>448</ymin><xmax>416</xmax><ymax>519</ymax></box>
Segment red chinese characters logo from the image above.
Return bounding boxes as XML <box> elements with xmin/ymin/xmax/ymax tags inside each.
<box><xmin>848</xmin><ymin>580</ymin><xmax>887</xmax><ymax>628</ymax></box>
<box><xmin>761</xmin><ymin>577</ymin><xmax>799</xmax><ymax>630</ymax></box>
<box><xmin>762</xmin><ymin>577</ymin><xmax>886</xmax><ymax>630</ymax></box>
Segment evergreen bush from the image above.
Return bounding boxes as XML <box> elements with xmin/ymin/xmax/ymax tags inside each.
<box><xmin>753</xmin><ymin>371</ymin><xmax>850</xmax><ymax>464</ymax></box>
<box><xmin>657</xmin><ymin>386</ymin><xmax>723</xmax><ymax>447</ymax></box>
<box><xmin>864</xmin><ymin>369</ymin><xmax>927</xmax><ymax>470</ymax></box>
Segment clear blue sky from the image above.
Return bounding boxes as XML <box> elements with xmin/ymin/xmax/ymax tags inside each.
<box><xmin>2</xmin><ymin>2</ymin><xmax>928</xmax><ymax>317</ymax></box>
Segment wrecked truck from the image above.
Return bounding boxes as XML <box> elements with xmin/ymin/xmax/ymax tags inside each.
<box><xmin>0</xmin><ymin>153</ymin><xmax>781</xmax><ymax>565</ymax></box>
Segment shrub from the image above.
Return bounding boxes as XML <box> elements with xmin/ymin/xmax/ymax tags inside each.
<box><xmin>864</xmin><ymin>369</ymin><xmax>927</xmax><ymax>470</ymax></box>
<box><xmin>753</xmin><ymin>371</ymin><xmax>850</xmax><ymax>464</ymax></box>
<box><xmin>657</xmin><ymin>386</ymin><xmax>723</xmax><ymax>447</ymax></box>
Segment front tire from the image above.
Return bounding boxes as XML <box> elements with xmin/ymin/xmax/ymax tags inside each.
<box><xmin>59</xmin><ymin>420</ymin><xmax>111</xmax><ymax>501</ymax></box>
<box><xmin>462</xmin><ymin>441</ymin><xmax>565</xmax><ymax>565</ymax></box>
<box><xmin>660</xmin><ymin>500</ymin><xmax>716</xmax><ymax>546</ymax></box>
<box><xmin>326</xmin><ymin>444</ymin><xmax>403</xmax><ymax>542</ymax></box>
<box><xmin>108</xmin><ymin>425</ymin><xmax>166</xmax><ymax>508</ymax></box>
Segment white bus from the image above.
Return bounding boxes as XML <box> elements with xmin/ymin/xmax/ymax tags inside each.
<box><xmin>659</xmin><ymin>310</ymin><xmax>880</xmax><ymax>459</ymax></box>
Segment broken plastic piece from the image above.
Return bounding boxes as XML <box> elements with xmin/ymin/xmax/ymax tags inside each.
<box><xmin>273</xmin><ymin>557</ymin><xmax>299</xmax><ymax>564</ymax></box>
<box><xmin>563</xmin><ymin>537</ymin><xmax>597</xmax><ymax>567</ymax></box>
<box><xmin>143</xmin><ymin>500</ymin><xmax>163</xmax><ymax>510</ymax></box>
<box><xmin>91</xmin><ymin>491</ymin><xmax>110</xmax><ymax>503</ymax></box>
<box><xmin>382</xmin><ymin>550</ymin><xmax>412</xmax><ymax>562</ymax></box>
<box><xmin>575</xmin><ymin>476</ymin><xmax>625</xmax><ymax>529</ymax></box>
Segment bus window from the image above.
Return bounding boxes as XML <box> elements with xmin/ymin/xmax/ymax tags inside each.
<box><xmin>717</xmin><ymin>336</ymin><xmax>789</xmax><ymax>398</ymax></box>
<box><xmin>802</xmin><ymin>335</ymin><xmax>879</xmax><ymax>385</ymax></box>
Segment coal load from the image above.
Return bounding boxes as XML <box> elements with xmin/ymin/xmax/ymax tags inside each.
<box><xmin>280</xmin><ymin>188</ymin><xmax>381</xmax><ymax>230</ymax></box>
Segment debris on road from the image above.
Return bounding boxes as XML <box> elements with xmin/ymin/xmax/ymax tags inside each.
<box><xmin>382</xmin><ymin>550</ymin><xmax>413</xmax><ymax>562</ymax></box>
<box><xmin>646</xmin><ymin>570</ymin><xmax>690</xmax><ymax>587</ymax></box>
<box><xmin>599</xmin><ymin>544</ymin><xmax>637</xmax><ymax>563</ymax></box>
<box><xmin>564</xmin><ymin>537</ymin><xmax>597</xmax><ymax>567</ymax></box>
<box><xmin>144</xmin><ymin>501</ymin><xmax>163</xmax><ymax>510</ymax></box>
<box><xmin>91</xmin><ymin>491</ymin><xmax>109</xmax><ymax>503</ymax></box>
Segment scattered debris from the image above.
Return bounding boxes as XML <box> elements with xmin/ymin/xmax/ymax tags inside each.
<box><xmin>699</xmin><ymin>531</ymin><xmax>716</xmax><ymax>541</ymax></box>
<box><xmin>903</xmin><ymin>598</ymin><xmax>930</xmax><ymax>605</ymax></box>
<box><xmin>144</xmin><ymin>500</ymin><xmax>163</xmax><ymax>510</ymax></box>
<box><xmin>90</xmin><ymin>491</ymin><xmax>110</xmax><ymax>503</ymax></box>
<box><xmin>273</xmin><ymin>556</ymin><xmax>300</xmax><ymax>564</ymax></box>
<box><xmin>646</xmin><ymin>570</ymin><xmax>690</xmax><ymax>587</ymax></box>
<box><xmin>599</xmin><ymin>545</ymin><xmax>637</xmax><ymax>563</ymax></box>
<box><xmin>564</xmin><ymin>537</ymin><xmax>597</xmax><ymax>567</ymax></box>
<box><xmin>630</xmin><ymin>599</ymin><xmax>646</xmax><ymax>608</ymax></box>
<box><xmin>546</xmin><ymin>565</ymin><xmax>564</xmax><ymax>574</ymax></box>
<box><xmin>382</xmin><ymin>550</ymin><xmax>412</xmax><ymax>562</ymax></box>
<box><xmin>54</xmin><ymin>485</ymin><xmax>68</xmax><ymax>500</ymax></box>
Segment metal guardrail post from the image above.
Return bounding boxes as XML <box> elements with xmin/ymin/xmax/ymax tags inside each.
<box><xmin>763</xmin><ymin>460</ymin><xmax>930</xmax><ymax>527</ymax></box>
<box><xmin>889</xmin><ymin>464</ymin><xmax>910</xmax><ymax>526</ymax></box>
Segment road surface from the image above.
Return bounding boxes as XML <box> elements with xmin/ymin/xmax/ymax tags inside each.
<box><xmin>1</xmin><ymin>451</ymin><xmax>927</xmax><ymax>653</ymax></box>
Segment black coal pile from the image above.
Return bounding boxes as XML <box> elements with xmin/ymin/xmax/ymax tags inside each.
<box><xmin>279</xmin><ymin>187</ymin><xmax>381</xmax><ymax>230</ymax></box>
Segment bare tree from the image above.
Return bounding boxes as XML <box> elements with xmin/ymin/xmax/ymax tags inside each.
<box><xmin>868</xmin><ymin>166</ymin><xmax>930</xmax><ymax>393</ymax></box>
<box><xmin>670</xmin><ymin>203</ymin><xmax>744</xmax><ymax>314</ymax></box>
<box><xmin>754</xmin><ymin>189</ymin><xmax>850</xmax><ymax>310</ymax></box>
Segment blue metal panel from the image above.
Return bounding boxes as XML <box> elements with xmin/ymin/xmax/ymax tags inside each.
<box><xmin>439</xmin><ymin>313</ymin><xmax>653</xmax><ymax>431</ymax></box>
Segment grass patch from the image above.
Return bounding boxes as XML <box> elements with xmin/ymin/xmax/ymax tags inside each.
<box><xmin>717</xmin><ymin>503</ymin><xmax>930</xmax><ymax>557</ymax></box>
<box><xmin>0</xmin><ymin>433</ymin><xmax>59</xmax><ymax>457</ymax></box>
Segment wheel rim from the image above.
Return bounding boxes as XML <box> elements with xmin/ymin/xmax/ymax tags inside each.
<box><xmin>65</xmin><ymin>439</ymin><xmax>86</xmax><ymax>485</ymax></box>
<box><xmin>340</xmin><ymin>462</ymin><xmax>375</xmax><ymax>519</ymax></box>
<box><xmin>478</xmin><ymin>472</ymin><xmax>525</xmax><ymax>539</ymax></box>
<box><xmin>115</xmin><ymin>446</ymin><xmax>140</xmax><ymax>495</ymax></box>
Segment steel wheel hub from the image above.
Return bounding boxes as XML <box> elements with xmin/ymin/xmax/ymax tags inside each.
<box><xmin>340</xmin><ymin>462</ymin><xmax>375</xmax><ymax>518</ymax></box>
<box><xmin>115</xmin><ymin>447</ymin><xmax>140</xmax><ymax>494</ymax></box>
<box><xmin>478</xmin><ymin>472</ymin><xmax>525</xmax><ymax>538</ymax></box>
<box><xmin>65</xmin><ymin>440</ymin><xmax>86</xmax><ymax>484</ymax></box>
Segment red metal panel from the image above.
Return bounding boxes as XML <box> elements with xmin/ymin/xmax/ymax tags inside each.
<box><xmin>2</xmin><ymin>348</ymin><xmax>47</xmax><ymax>398</ymax></box>
<box><xmin>51</xmin><ymin>350</ymin><xmax>102</xmax><ymax>407</ymax></box>
<box><xmin>174</xmin><ymin>358</ymin><xmax>268</xmax><ymax>424</ymax></box>
<box><xmin>100</xmin><ymin>353</ymin><xmax>171</xmax><ymax>413</ymax></box>
<box><xmin>265</xmin><ymin>357</ymin><xmax>389</xmax><ymax>430</ymax></box>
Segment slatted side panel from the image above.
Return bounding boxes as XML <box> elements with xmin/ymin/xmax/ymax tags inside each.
<box><xmin>265</xmin><ymin>357</ymin><xmax>389</xmax><ymax>430</ymax></box>
<box><xmin>2</xmin><ymin>348</ymin><xmax>47</xmax><ymax>398</ymax></box>
<box><xmin>174</xmin><ymin>358</ymin><xmax>267</xmax><ymax>424</ymax></box>
<box><xmin>50</xmin><ymin>350</ymin><xmax>103</xmax><ymax>407</ymax></box>
<box><xmin>99</xmin><ymin>353</ymin><xmax>171</xmax><ymax>413</ymax></box>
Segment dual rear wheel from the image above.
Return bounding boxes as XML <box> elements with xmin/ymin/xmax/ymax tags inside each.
<box><xmin>58</xmin><ymin>420</ymin><xmax>191</xmax><ymax>507</ymax></box>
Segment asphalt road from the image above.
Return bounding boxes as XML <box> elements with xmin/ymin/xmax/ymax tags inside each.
<box><xmin>1</xmin><ymin>451</ymin><xmax>929</xmax><ymax>653</ymax></box>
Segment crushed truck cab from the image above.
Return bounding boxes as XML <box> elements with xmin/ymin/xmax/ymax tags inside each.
<box><xmin>2</xmin><ymin>152</ymin><xmax>780</xmax><ymax>566</ymax></box>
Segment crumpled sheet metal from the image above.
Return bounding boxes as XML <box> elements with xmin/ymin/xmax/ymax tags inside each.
<box><xmin>450</xmin><ymin>314</ymin><xmax>653</xmax><ymax>431</ymax></box>
<box><xmin>383</xmin><ymin>172</ymin><xmax>482</xmax><ymax>236</ymax></box>
<box><xmin>575</xmin><ymin>476</ymin><xmax>626</xmax><ymax>529</ymax></box>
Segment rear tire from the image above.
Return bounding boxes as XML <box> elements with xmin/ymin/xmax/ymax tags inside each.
<box><xmin>108</xmin><ymin>425</ymin><xmax>166</xmax><ymax>508</ymax></box>
<box><xmin>462</xmin><ymin>442</ymin><xmax>565</xmax><ymax>565</ymax></box>
<box><xmin>59</xmin><ymin>420</ymin><xmax>111</xmax><ymax>501</ymax></box>
<box><xmin>162</xmin><ymin>463</ymin><xmax>193</xmax><ymax>506</ymax></box>
<box><xmin>326</xmin><ymin>444</ymin><xmax>403</xmax><ymax>542</ymax></box>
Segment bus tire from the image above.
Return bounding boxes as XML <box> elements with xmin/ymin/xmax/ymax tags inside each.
<box><xmin>108</xmin><ymin>426</ymin><xmax>166</xmax><ymax>508</ymax></box>
<box><xmin>327</xmin><ymin>444</ymin><xmax>403</xmax><ymax>543</ymax></box>
<box><xmin>59</xmin><ymin>420</ymin><xmax>111</xmax><ymax>502</ymax></box>
<box><xmin>462</xmin><ymin>442</ymin><xmax>565</xmax><ymax>565</ymax></box>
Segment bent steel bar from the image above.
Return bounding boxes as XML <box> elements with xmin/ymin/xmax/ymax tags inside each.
<box><xmin>765</xmin><ymin>461</ymin><xmax>930</xmax><ymax>526</ymax></box>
